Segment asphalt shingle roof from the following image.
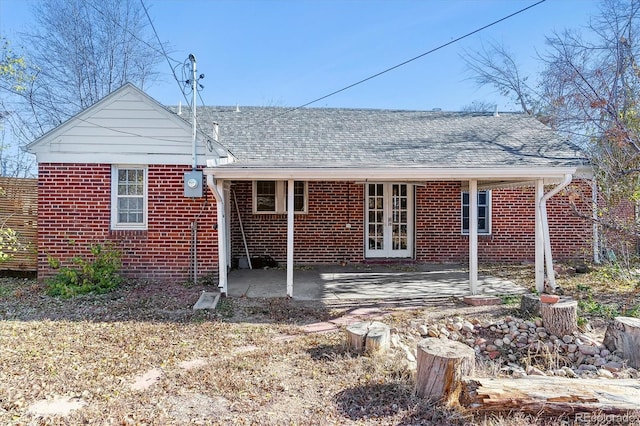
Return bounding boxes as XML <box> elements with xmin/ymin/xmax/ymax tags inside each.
<box><xmin>193</xmin><ymin>107</ymin><xmax>585</xmax><ymax>169</ymax></box>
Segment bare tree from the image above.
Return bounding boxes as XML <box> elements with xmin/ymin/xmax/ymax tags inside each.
<box><xmin>460</xmin><ymin>100</ymin><xmax>497</xmax><ymax>113</ymax></box>
<box><xmin>0</xmin><ymin>38</ymin><xmax>35</xmax><ymax>177</ymax></box>
<box><xmin>11</xmin><ymin>0</ymin><xmax>163</xmax><ymax>142</ymax></box>
<box><xmin>462</xmin><ymin>41</ymin><xmax>541</xmax><ymax>115</ymax></box>
<box><xmin>464</xmin><ymin>0</ymin><xmax>640</xmax><ymax>264</ymax></box>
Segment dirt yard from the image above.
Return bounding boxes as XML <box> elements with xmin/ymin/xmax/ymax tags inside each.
<box><xmin>0</xmin><ymin>265</ymin><xmax>639</xmax><ymax>425</ymax></box>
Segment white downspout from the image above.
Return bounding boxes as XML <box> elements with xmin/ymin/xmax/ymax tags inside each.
<box><xmin>207</xmin><ymin>174</ymin><xmax>227</xmax><ymax>295</ymax></box>
<box><xmin>539</xmin><ymin>174</ymin><xmax>572</xmax><ymax>291</ymax></box>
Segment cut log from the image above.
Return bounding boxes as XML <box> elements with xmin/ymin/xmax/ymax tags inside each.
<box><xmin>603</xmin><ymin>316</ymin><xmax>640</xmax><ymax>369</ymax></box>
<box><xmin>345</xmin><ymin>322</ymin><xmax>368</xmax><ymax>351</ymax></box>
<box><xmin>415</xmin><ymin>338</ymin><xmax>475</xmax><ymax>405</ymax></box>
<box><xmin>345</xmin><ymin>321</ymin><xmax>390</xmax><ymax>353</ymax></box>
<box><xmin>365</xmin><ymin>323</ymin><xmax>391</xmax><ymax>353</ymax></box>
<box><xmin>541</xmin><ymin>299</ymin><xmax>577</xmax><ymax>337</ymax></box>
<box><xmin>520</xmin><ymin>293</ymin><xmax>541</xmax><ymax>317</ymax></box>
<box><xmin>460</xmin><ymin>376</ymin><xmax>640</xmax><ymax>416</ymax></box>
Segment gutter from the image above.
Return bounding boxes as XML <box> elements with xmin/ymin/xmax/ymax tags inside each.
<box><xmin>206</xmin><ymin>174</ymin><xmax>227</xmax><ymax>295</ymax></box>
<box><xmin>203</xmin><ymin>166</ymin><xmax>579</xmax><ymax>181</ymax></box>
<box><xmin>539</xmin><ymin>173</ymin><xmax>573</xmax><ymax>292</ymax></box>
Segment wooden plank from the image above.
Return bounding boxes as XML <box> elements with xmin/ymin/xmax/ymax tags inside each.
<box><xmin>460</xmin><ymin>376</ymin><xmax>640</xmax><ymax>416</ymax></box>
<box><xmin>0</xmin><ymin>177</ymin><xmax>38</xmax><ymax>271</ymax></box>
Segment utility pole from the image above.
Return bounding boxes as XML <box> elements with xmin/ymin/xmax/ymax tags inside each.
<box><xmin>189</xmin><ymin>54</ymin><xmax>197</xmax><ymax>170</ymax></box>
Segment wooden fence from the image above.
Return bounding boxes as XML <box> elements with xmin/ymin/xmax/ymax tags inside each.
<box><xmin>0</xmin><ymin>177</ymin><xmax>38</xmax><ymax>272</ymax></box>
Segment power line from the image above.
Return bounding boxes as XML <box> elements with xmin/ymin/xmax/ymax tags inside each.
<box><xmin>243</xmin><ymin>0</ymin><xmax>547</xmax><ymax>129</ymax></box>
<box><xmin>139</xmin><ymin>0</ymin><xmax>193</xmax><ymax>106</ymax></box>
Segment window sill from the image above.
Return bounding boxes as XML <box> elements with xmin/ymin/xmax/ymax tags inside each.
<box><xmin>109</xmin><ymin>229</ymin><xmax>148</xmax><ymax>238</ymax></box>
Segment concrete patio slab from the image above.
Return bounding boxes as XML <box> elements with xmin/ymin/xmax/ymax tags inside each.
<box><xmin>226</xmin><ymin>264</ymin><xmax>527</xmax><ymax>301</ymax></box>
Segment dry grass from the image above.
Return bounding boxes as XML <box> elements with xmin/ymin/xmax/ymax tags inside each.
<box><xmin>1</xmin><ymin>265</ymin><xmax>638</xmax><ymax>425</ymax></box>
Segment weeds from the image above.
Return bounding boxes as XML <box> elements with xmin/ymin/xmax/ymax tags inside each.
<box><xmin>46</xmin><ymin>242</ymin><xmax>123</xmax><ymax>298</ymax></box>
<box><xmin>216</xmin><ymin>297</ymin><xmax>234</xmax><ymax>318</ymax></box>
<box><xmin>521</xmin><ymin>341</ymin><xmax>570</xmax><ymax>371</ymax></box>
<box><xmin>499</xmin><ymin>294</ymin><xmax>521</xmax><ymax>306</ymax></box>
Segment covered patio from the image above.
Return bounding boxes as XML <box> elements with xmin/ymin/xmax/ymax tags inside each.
<box><xmin>225</xmin><ymin>263</ymin><xmax>528</xmax><ymax>301</ymax></box>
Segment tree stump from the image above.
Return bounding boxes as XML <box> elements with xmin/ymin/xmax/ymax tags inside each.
<box><xmin>540</xmin><ymin>299</ymin><xmax>577</xmax><ymax>337</ymax></box>
<box><xmin>415</xmin><ymin>338</ymin><xmax>475</xmax><ymax>405</ymax></box>
<box><xmin>345</xmin><ymin>321</ymin><xmax>390</xmax><ymax>353</ymax></box>
<box><xmin>603</xmin><ymin>316</ymin><xmax>640</xmax><ymax>369</ymax></box>
<box><xmin>520</xmin><ymin>294</ymin><xmax>541</xmax><ymax>317</ymax></box>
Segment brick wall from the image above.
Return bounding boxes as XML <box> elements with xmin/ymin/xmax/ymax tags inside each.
<box><xmin>37</xmin><ymin>163</ymin><xmax>218</xmax><ymax>281</ymax></box>
<box><xmin>229</xmin><ymin>180</ymin><xmax>593</xmax><ymax>265</ymax></box>
<box><xmin>230</xmin><ymin>181</ymin><xmax>364</xmax><ymax>264</ymax></box>
<box><xmin>37</xmin><ymin>170</ymin><xmax>593</xmax><ymax>281</ymax></box>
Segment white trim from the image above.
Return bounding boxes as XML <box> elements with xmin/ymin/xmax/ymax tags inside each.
<box><xmin>34</xmin><ymin>152</ymin><xmax>201</xmax><ymax>166</ymax></box>
<box><xmin>364</xmin><ymin>183</ymin><xmax>414</xmax><ymax>258</ymax></box>
<box><xmin>110</xmin><ymin>165</ymin><xmax>148</xmax><ymax>230</ymax></box>
<box><xmin>204</xmin><ymin>166</ymin><xmax>579</xmax><ymax>181</ymax></box>
<box><xmin>461</xmin><ymin>190</ymin><xmax>491</xmax><ymax>235</ymax></box>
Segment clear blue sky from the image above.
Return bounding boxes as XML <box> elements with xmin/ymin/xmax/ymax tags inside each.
<box><xmin>1</xmin><ymin>0</ymin><xmax>600</xmax><ymax>111</ymax></box>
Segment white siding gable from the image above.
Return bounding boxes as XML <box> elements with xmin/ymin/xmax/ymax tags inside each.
<box><xmin>27</xmin><ymin>83</ymin><xmax>211</xmax><ymax>165</ymax></box>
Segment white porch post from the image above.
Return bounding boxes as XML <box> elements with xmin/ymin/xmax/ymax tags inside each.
<box><xmin>215</xmin><ymin>179</ymin><xmax>228</xmax><ymax>295</ymax></box>
<box><xmin>469</xmin><ymin>179</ymin><xmax>478</xmax><ymax>294</ymax></box>
<box><xmin>286</xmin><ymin>179</ymin><xmax>294</xmax><ymax>297</ymax></box>
<box><xmin>535</xmin><ymin>179</ymin><xmax>545</xmax><ymax>293</ymax></box>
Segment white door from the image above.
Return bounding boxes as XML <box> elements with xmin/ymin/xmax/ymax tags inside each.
<box><xmin>365</xmin><ymin>183</ymin><xmax>413</xmax><ymax>258</ymax></box>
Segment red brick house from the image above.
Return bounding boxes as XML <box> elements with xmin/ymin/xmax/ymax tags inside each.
<box><xmin>27</xmin><ymin>84</ymin><xmax>593</xmax><ymax>296</ymax></box>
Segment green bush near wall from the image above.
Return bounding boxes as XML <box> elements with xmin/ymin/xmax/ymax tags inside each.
<box><xmin>46</xmin><ymin>242</ymin><xmax>124</xmax><ymax>298</ymax></box>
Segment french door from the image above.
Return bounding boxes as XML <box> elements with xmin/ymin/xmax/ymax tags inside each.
<box><xmin>365</xmin><ymin>183</ymin><xmax>413</xmax><ymax>258</ymax></box>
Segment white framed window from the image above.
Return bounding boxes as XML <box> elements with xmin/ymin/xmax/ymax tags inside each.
<box><xmin>111</xmin><ymin>165</ymin><xmax>148</xmax><ymax>230</ymax></box>
<box><xmin>461</xmin><ymin>190</ymin><xmax>491</xmax><ymax>235</ymax></box>
<box><xmin>252</xmin><ymin>180</ymin><xmax>307</xmax><ymax>214</ymax></box>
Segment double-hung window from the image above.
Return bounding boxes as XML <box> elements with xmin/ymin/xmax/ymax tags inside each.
<box><xmin>253</xmin><ymin>180</ymin><xmax>307</xmax><ymax>214</ymax></box>
<box><xmin>461</xmin><ymin>190</ymin><xmax>491</xmax><ymax>234</ymax></box>
<box><xmin>111</xmin><ymin>165</ymin><xmax>147</xmax><ymax>230</ymax></box>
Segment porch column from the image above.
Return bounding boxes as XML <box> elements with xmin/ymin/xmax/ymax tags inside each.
<box><xmin>286</xmin><ymin>179</ymin><xmax>294</xmax><ymax>297</ymax></box>
<box><xmin>535</xmin><ymin>179</ymin><xmax>545</xmax><ymax>293</ymax></box>
<box><xmin>469</xmin><ymin>179</ymin><xmax>478</xmax><ymax>294</ymax></box>
<box><xmin>215</xmin><ymin>178</ymin><xmax>228</xmax><ymax>295</ymax></box>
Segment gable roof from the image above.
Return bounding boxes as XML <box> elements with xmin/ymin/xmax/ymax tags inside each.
<box><xmin>27</xmin><ymin>83</ymin><xmax>228</xmax><ymax>165</ymax></box>
<box><xmin>198</xmin><ymin>106</ymin><xmax>587</xmax><ymax>181</ymax></box>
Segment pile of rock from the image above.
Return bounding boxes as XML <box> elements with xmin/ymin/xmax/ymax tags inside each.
<box><xmin>410</xmin><ymin>315</ymin><xmax>639</xmax><ymax>379</ymax></box>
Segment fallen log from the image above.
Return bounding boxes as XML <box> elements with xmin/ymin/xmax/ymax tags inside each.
<box><xmin>415</xmin><ymin>338</ymin><xmax>475</xmax><ymax>405</ymax></box>
<box><xmin>460</xmin><ymin>376</ymin><xmax>640</xmax><ymax>416</ymax></box>
<box><xmin>603</xmin><ymin>316</ymin><xmax>640</xmax><ymax>369</ymax></box>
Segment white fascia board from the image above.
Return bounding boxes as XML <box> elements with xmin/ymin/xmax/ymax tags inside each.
<box><xmin>34</xmin><ymin>152</ymin><xmax>196</xmax><ymax>165</ymax></box>
<box><xmin>203</xmin><ymin>166</ymin><xmax>579</xmax><ymax>181</ymax></box>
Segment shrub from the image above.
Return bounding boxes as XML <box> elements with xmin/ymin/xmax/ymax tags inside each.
<box><xmin>46</xmin><ymin>242</ymin><xmax>124</xmax><ymax>298</ymax></box>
